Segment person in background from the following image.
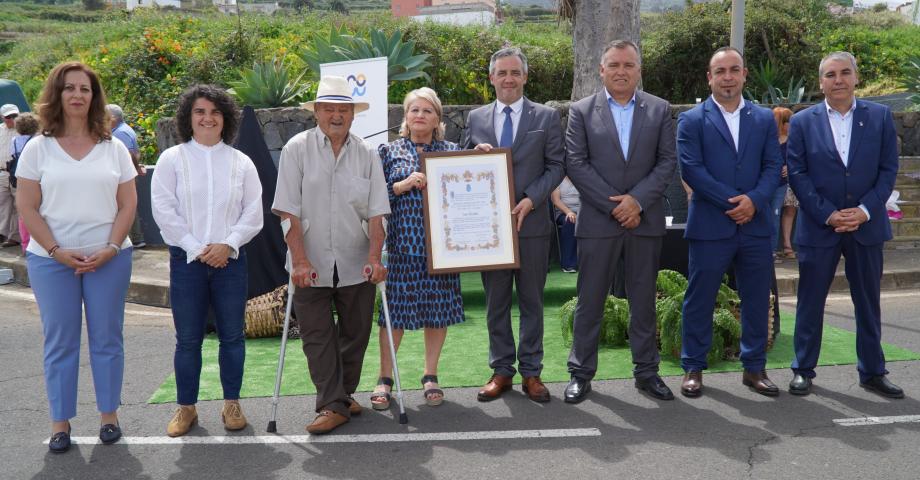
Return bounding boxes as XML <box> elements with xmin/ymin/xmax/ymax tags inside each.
<box><xmin>9</xmin><ymin>112</ymin><xmax>39</xmax><ymax>252</ymax></box>
<box><xmin>551</xmin><ymin>177</ymin><xmax>580</xmax><ymax>273</ymax></box>
<box><xmin>16</xmin><ymin>61</ymin><xmax>137</xmax><ymax>452</ymax></box>
<box><xmin>769</xmin><ymin>107</ymin><xmax>792</xmax><ymax>263</ymax></box>
<box><xmin>0</xmin><ymin>103</ymin><xmax>21</xmax><ymax>248</ymax></box>
<box><xmin>107</xmin><ymin>104</ymin><xmax>146</xmax><ymax>248</ymax></box>
<box><xmin>773</xmin><ymin>107</ymin><xmax>799</xmax><ymax>260</ymax></box>
<box><xmin>151</xmin><ymin>85</ymin><xmax>263</xmax><ymax>437</ymax></box>
<box><xmin>370</xmin><ymin>87</ymin><xmax>465</xmax><ymax>410</ymax></box>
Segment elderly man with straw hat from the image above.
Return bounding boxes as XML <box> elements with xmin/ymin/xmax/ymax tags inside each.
<box><xmin>272</xmin><ymin>76</ymin><xmax>390</xmax><ymax>434</ymax></box>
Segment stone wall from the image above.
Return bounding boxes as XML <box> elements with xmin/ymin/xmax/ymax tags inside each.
<box><xmin>156</xmin><ymin>103</ymin><xmax>920</xmax><ymax>158</ymax></box>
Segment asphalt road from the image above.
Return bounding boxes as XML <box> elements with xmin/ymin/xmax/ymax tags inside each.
<box><xmin>2</xmin><ymin>283</ymin><xmax>919</xmax><ymax>480</ymax></box>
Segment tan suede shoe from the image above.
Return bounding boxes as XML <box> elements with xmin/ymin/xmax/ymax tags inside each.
<box><xmin>306</xmin><ymin>410</ymin><xmax>349</xmax><ymax>435</ymax></box>
<box><xmin>221</xmin><ymin>400</ymin><xmax>248</xmax><ymax>431</ymax></box>
<box><xmin>167</xmin><ymin>406</ymin><xmax>198</xmax><ymax>437</ymax></box>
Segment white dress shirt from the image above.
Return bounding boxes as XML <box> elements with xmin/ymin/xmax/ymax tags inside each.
<box><xmin>825</xmin><ymin>99</ymin><xmax>870</xmax><ymax>221</ymax></box>
<box><xmin>493</xmin><ymin>96</ymin><xmax>525</xmax><ymax>145</ymax></box>
<box><xmin>151</xmin><ymin>140</ymin><xmax>264</xmax><ymax>263</ymax></box>
<box><xmin>712</xmin><ymin>95</ymin><xmax>742</xmax><ymax>151</ymax></box>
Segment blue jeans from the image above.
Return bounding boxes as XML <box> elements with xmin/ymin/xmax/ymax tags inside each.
<box><xmin>555</xmin><ymin>213</ymin><xmax>578</xmax><ymax>270</ymax></box>
<box><xmin>169</xmin><ymin>247</ymin><xmax>248</xmax><ymax>405</ymax></box>
<box><xmin>770</xmin><ymin>185</ymin><xmax>787</xmax><ymax>252</ymax></box>
<box><xmin>27</xmin><ymin>249</ymin><xmax>133</xmax><ymax>421</ymax></box>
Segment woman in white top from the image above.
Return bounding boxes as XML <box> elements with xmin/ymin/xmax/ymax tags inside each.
<box><xmin>16</xmin><ymin>62</ymin><xmax>137</xmax><ymax>452</ymax></box>
<box><xmin>151</xmin><ymin>85</ymin><xmax>263</xmax><ymax>437</ymax></box>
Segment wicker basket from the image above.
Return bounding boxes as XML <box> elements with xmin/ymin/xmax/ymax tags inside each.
<box><xmin>244</xmin><ymin>285</ymin><xmax>288</xmax><ymax>338</ymax></box>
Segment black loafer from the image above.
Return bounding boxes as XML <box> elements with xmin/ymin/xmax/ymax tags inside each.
<box><xmin>100</xmin><ymin>423</ymin><xmax>122</xmax><ymax>444</ymax></box>
<box><xmin>788</xmin><ymin>374</ymin><xmax>812</xmax><ymax>396</ymax></box>
<box><xmin>49</xmin><ymin>427</ymin><xmax>71</xmax><ymax>453</ymax></box>
<box><xmin>860</xmin><ymin>375</ymin><xmax>904</xmax><ymax>399</ymax></box>
<box><xmin>564</xmin><ymin>377</ymin><xmax>591</xmax><ymax>404</ymax></box>
<box><xmin>635</xmin><ymin>375</ymin><xmax>675</xmax><ymax>400</ymax></box>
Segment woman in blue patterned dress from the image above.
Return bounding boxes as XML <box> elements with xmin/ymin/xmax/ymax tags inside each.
<box><xmin>371</xmin><ymin>87</ymin><xmax>464</xmax><ymax>409</ymax></box>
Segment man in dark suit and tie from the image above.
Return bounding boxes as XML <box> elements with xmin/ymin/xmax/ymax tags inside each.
<box><xmin>563</xmin><ymin>40</ymin><xmax>677</xmax><ymax>403</ymax></box>
<box><xmin>677</xmin><ymin>47</ymin><xmax>783</xmax><ymax>397</ymax></box>
<box><xmin>786</xmin><ymin>51</ymin><xmax>902</xmax><ymax>398</ymax></box>
<box><xmin>461</xmin><ymin>47</ymin><xmax>565</xmax><ymax>403</ymax></box>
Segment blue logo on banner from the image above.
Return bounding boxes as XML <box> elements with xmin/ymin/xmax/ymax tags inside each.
<box><xmin>348</xmin><ymin>74</ymin><xmax>367</xmax><ymax>97</ymax></box>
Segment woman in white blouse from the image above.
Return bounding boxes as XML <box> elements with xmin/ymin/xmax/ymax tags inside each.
<box><xmin>151</xmin><ymin>85</ymin><xmax>263</xmax><ymax>437</ymax></box>
<box><xmin>16</xmin><ymin>62</ymin><xmax>137</xmax><ymax>452</ymax></box>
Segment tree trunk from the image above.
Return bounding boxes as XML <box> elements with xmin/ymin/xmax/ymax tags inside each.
<box><xmin>570</xmin><ymin>0</ymin><xmax>641</xmax><ymax>101</ymax></box>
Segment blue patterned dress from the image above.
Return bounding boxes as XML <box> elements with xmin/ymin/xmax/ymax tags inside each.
<box><xmin>378</xmin><ymin>137</ymin><xmax>465</xmax><ymax>330</ymax></box>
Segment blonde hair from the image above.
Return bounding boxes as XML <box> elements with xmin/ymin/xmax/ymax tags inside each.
<box><xmin>399</xmin><ymin>87</ymin><xmax>446</xmax><ymax>141</ymax></box>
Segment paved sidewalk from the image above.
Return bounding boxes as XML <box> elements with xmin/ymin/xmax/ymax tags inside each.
<box><xmin>0</xmin><ymin>244</ymin><xmax>918</xmax><ymax>308</ymax></box>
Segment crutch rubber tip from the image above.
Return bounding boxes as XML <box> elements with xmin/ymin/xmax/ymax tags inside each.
<box><xmin>399</xmin><ymin>413</ymin><xmax>409</xmax><ymax>424</ymax></box>
<box><xmin>267</xmin><ymin>421</ymin><xmax>278</xmax><ymax>433</ymax></box>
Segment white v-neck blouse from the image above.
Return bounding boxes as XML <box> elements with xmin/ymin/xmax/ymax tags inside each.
<box><xmin>16</xmin><ymin>135</ymin><xmax>137</xmax><ymax>257</ymax></box>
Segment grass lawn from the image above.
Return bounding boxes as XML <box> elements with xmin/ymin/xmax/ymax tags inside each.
<box><xmin>148</xmin><ymin>270</ymin><xmax>920</xmax><ymax>403</ymax></box>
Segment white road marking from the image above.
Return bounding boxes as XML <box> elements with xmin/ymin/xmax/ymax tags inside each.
<box><xmin>834</xmin><ymin>415</ymin><xmax>920</xmax><ymax>427</ymax></box>
<box><xmin>55</xmin><ymin>428</ymin><xmax>601</xmax><ymax>445</ymax></box>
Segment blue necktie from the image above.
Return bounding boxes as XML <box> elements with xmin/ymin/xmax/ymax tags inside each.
<box><xmin>499</xmin><ymin>106</ymin><xmax>514</xmax><ymax>148</ymax></box>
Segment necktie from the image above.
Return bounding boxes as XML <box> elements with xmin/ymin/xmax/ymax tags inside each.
<box><xmin>499</xmin><ymin>105</ymin><xmax>513</xmax><ymax>148</ymax></box>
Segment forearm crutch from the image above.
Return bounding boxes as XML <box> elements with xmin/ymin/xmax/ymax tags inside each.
<box><xmin>266</xmin><ymin>275</ymin><xmax>295</xmax><ymax>433</ymax></box>
<box><xmin>366</xmin><ymin>264</ymin><xmax>408</xmax><ymax>424</ymax></box>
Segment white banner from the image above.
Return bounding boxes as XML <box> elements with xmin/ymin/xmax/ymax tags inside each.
<box><xmin>320</xmin><ymin>57</ymin><xmax>389</xmax><ymax>149</ymax></box>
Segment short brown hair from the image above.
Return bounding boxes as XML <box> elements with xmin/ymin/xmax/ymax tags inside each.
<box><xmin>14</xmin><ymin>112</ymin><xmax>40</xmax><ymax>136</ymax></box>
<box><xmin>37</xmin><ymin>62</ymin><xmax>111</xmax><ymax>141</ymax></box>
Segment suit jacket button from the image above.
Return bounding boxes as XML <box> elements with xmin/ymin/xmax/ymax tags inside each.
<box><xmin>845</xmin><ymin>172</ymin><xmax>851</xmax><ymax>177</ymax></box>
<box><xmin>847</xmin><ymin>194</ymin><xmax>853</xmax><ymax>199</ymax></box>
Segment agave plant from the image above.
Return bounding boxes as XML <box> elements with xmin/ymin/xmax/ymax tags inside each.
<box><xmin>227</xmin><ymin>55</ymin><xmax>310</xmax><ymax>108</ymax></box>
<box><xmin>903</xmin><ymin>56</ymin><xmax>920</xmax><ymax>110</ymax></box>
<box><xmin>744</xmin><ymin>60</ymin><xmax>809</xmax><ymax>105</ymax></box>
<box><xmin>299</xmin><ymin>26</ymin><xmax>432</xmax><ymax>84</ymax></box>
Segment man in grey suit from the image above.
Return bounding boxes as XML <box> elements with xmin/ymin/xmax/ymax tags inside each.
<box><xmin>564</xmin><ymin>40</ymin><xmax>677</xmax><ymax>403</ymax></box>
<box><xmin>461</xmin><ymin>47</ymin><xmax>566</xmax><ymax>403</ymax></box>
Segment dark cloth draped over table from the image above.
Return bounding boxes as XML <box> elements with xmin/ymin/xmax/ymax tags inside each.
<box><xmin>234</xmin><ymin>106</ymin><xmax>289</xmax><ymax>299</ymax></box>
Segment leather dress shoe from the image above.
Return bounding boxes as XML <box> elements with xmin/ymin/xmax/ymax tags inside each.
<box><xmin>306</xmin><ymin>410</ymin><xmax>349</xmax><ymax>434</ymax></box>
<box><xmin>742</xmin><ymin>370</ymin><xmax>779</xmax><ymax>397</ymax></box>
<box><xmin>48</xmin><ymin>426</ymin><xmax>71</xmax><ymax>453</ymax></box>
<box><xmin>563</xmin><ymin>377</ymin><xmax>591</xmax><ymax>404</ymax></box>
<box><xmin>681</xmin><ymin>371</ymin><xmax>703</xmax><ymax>397</ymax></box>
<box><xmin>522</xmin><ymin>376</ymin><xmax>550</xmax><ymax>403</ymax></box>
<box><xmin>635</xmin><ymin>375</ymin><xmax>674</xmax><ymax>400</ymax></box>
<box><xmin>346</xmin><ymin>395</ymin><xmax>363</xmax><ymax>416</ymax></box>
<box><xmin>788</xmin><ymin>374</ymin><xmax>812</xmax><ymax>396</ymax></box>
<box><xmin>477</xmin><ymin>374</ymin><xmax>513</xmax><ymax>402</ymax></box>
<box><xmin>860</xmin><ymin>375</ymin><xmax>904</xmax><ymax>399</ymax></box>
<box><xmin>99</xmin><ymin>423</ymin><xmax>122</xmax><ymax>444</ymax></box>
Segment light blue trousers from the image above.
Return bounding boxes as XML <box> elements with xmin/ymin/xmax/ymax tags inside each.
<box><xmin>27</xmin><ymin>249</ymin><xmax>132</xmax><ymax>421</ymax></box>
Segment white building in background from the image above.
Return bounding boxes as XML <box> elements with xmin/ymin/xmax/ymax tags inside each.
<box><xmin>411</xmin><ymin>2</ymin><xmax>496</xmax><ymax>25</ymax></box>
<box><xmin>895</xmin><ymin>2</ymin><xmax>920</xmax><ymax>24</ymax></box>
<box><xmin>126</xmin><ymin>0</ymin><xmax>181</xmax><ymax>9</ymax></box>
<box><xmin>214</xmin><ymin>0</ymin><xmax>282</xmax><ymax>14</ymax></box>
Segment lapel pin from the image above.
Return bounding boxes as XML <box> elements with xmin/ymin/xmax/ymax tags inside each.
<box><xmin>859</xmin><ymin>121</ymin><xmax>864</xmax><ymax>127</ymax></box>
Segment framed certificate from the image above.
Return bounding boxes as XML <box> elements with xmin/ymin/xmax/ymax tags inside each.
<box><xmin>421</xmin><ymin>148</ymin><xmax>520</xmax><ymax>274</ymax></box>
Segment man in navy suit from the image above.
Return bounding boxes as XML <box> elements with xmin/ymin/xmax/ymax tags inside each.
<box><xmin>677</xmin><ymin>47</ymin><xmax>783</xmax><ymax>397</ymax></box>
<box><xmin>786</xmin><ymin>52</ymin><xmax>902</xmax><ymax>398</ymax></box>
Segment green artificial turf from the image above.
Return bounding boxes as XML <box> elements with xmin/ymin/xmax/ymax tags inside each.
<box><xmin>147</xmin><ymin>270</ymin><xmax>920</xmax><ymax>403</ymax></box>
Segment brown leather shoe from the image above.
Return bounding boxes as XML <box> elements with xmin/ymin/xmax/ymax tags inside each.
<box><xmin>306</xmin><ymin>410</ymin><xmax>349</xmax><ymax>435</ymax></box>
<box><xmin>742</xmin><ymin>370</ymin><xmax>780</xmax><ymax>397</ymax></box>
<box><xmin>346</xmin><ymin>395</ymin><xmax>362</xmax><ymax>416</ymax></box>
<box><xmin>221</xmin><ymin>400</ymin><xmax>247</xmax><ymax>431</ymax></box>
<box><xmin>522</xmin><ymin>376</ymin><xmax>550</xmax><ymax>403</ymax></box>
<box><xmin>477</xmin><ymin>373</ymin><xmax>513</xmax><ymax>402</ymax></box>
<box><xmin>681</xmin><ymin>371</ymin><xmax>703</xmax><ymax>397</ymax></box>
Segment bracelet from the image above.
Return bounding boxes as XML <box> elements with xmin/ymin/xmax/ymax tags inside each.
<box><xmin>108</xmin><ymin>242</ymin><xmax>121</xmax><ymax>253</ymax></box>
<box><xmin>48</xmin><ymin>245</ymin><xmax>60</xmax><ymax>257</ymax></box>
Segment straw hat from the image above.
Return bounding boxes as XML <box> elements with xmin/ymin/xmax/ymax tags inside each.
<box><xmin>302</xmin><ymin>76</ymin><xmax>369</xmax><ymax>113</ymax></box>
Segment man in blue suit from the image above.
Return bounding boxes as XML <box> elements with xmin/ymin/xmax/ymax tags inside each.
<box><xmin>786</xmin><ymin>52</ymin><xmax>902</xmax><ymax>398</ymax></box>
<box><xmin>677</xmin><ymin>47</ymin><xmax>783</xmax><ymax>397</ymax></box>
